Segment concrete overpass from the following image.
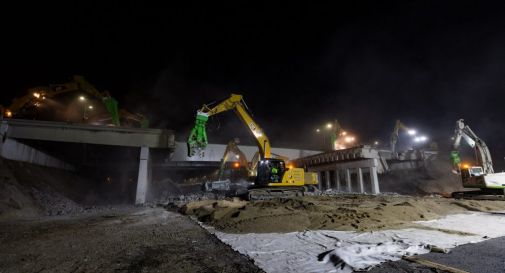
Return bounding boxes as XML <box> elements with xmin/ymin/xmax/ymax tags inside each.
<box><xmin>293</xmin><ymin>145</ymin><xmax>438</xmax><ymax>194</ymax></box>
<box><xmin>0</xmin><ymin>119</ymin><xmax>323</xmax><ymax>204</ymax></box>
<box><xmin>0</xmin><ymin>118</ymin><xmax>175</xmax><ymax>204</ymax></box>
<box><xmin>170</xmin><ymin>141</ymin><xmax>321</xmax><ymax>161</ymax></box>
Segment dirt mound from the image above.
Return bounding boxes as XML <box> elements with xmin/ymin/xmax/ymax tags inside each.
<box><xmin>0</xmin><ymin>159</ymin><xmax>99</xmax><ymax>219</ymax></box>
<box><xmin>182</xmin><ymin>195</ymin><xmax>505</xmax><ymax>233</ymax></box>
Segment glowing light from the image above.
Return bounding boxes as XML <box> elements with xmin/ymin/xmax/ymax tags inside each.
<box><xmin>407</xmin><ymin>129</ymin><xmax>417</xmax><ymax>136</ymax></box>
<box><xmin>233</xmin><ymin>162</ymin><xmax>240</xmax><ymax>168</ymax></box>
<box><xmin>79</xmin><ymin>96</ymin><xmax>85</xmax><ymax>101</ymax></box>
<box><xmin>462</xmin><ymin>163</ymin><xmax>470</xmax><ymax>169</ymax></box>
<box><xmin>88</xmin><ymin>105</ymin><xmax>94</xmax><ymax>109</ymax></box>
<box><xmin>341</xmin><ymin>131</ymin><xmax>347</xmax><ymax>136</ymax></box>
<box><xmin>344</xmin><ymin>136</ymin><xmax>355</xmax><ymax>143</ymax></box>
<box><xmin>316</xmin><ymin>128</ymin><xmax>320</xmax><ymax>133</ymax></box>
<box><xmin>5</xmin><ymin>110</ymin><xmax>12</xmax><ymax>118</ymax></box>
<box><xmin>374</xmin><ymin>141</ymin><xmax>379</xmax><ymax>145</ymax></box>
<box><xmin>414</xmin><ymin>136</ymin><xmax>428</xmax><ymax>142</ymax></box>
<box><xmin>326</xmin><ymin>123</ymin><xmax>332</xmax><ymax>129</ymax></box>
<box><xmin>33</xmin><ymin>92</ymin><xmax>41</xmax><ymax>98</ymax></box>
<box><xmin>287</xmin><ymin>164</ymin><xmax>294</xmax><ymax>169</ymax></box>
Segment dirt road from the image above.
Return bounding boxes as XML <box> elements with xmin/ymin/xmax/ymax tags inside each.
<box><xmin>0</xmin><ymin>207</ymin><xmax>263</xmax><ymax>273</ymax></box>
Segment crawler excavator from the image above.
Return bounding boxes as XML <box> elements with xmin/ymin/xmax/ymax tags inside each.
<box><xmin>202</xmin><ymin>138</ymin><xmax>255</xmax><ymax>195</ymax></box>
<box><xmin>450</xmin><ymin>119</ymin><xmax>505</xmax><ymax>199</ymax></box>
<box><xmin>1</xmin><ymin>76</ymin><xmax>149</xmax><ymax>128</ymax></box>
<box><xmin>187</xmin><ymin>94</ymin><xmax>319</xmax><ymax>199</ymax></box>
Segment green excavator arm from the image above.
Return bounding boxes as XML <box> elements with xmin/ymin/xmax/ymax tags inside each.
<box><xmin>187</xmin><ymin>112</ymin><xmax>209</xmax><ymax>157</ymax></box>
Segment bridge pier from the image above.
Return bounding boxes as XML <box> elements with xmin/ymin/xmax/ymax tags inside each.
<box><xmin>136</xmin><ymin>146</ymin><xmax>151</xmax><ymax>205</ymax></box>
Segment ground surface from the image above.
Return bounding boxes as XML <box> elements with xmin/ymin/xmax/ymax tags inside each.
<box><xmin>369</xmin><ymin>236</ymin><xmax>505</xmax><ymax>273</ymax></box>
<box><xmin>0</xmin><ymin>207</ymin><xmax>263</xmax><ymax>273</ymax></box>
<box><xmin>182</xmin><ymin>194</ymin><xmax>505</xmax><ymax>233</ymax></box>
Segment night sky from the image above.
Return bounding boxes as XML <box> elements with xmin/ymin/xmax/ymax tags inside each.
<box><xmin>3</xmin><ymin>1</ymin><xmax>505</xmax><ymax>164</ymax></box>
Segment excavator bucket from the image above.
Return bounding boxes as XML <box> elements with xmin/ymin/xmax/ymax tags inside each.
<box><xmin>187</xmin><ymin>112</ymin><xmax>209</xmax><ymax>157</ymax></box>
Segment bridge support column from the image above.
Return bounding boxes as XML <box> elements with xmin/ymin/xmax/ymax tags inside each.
<box><xmin>345</xmin><ymin>169</ymin><xmax>352</xmax><ymax>192</ymax></box>
<box><xmin>317</xmin><ymin>172</ymin><xmax>323</xmax><ymax>191</ymax></box>
<box><xmin>358</xmin><ymin>168</ymin><xmax>364</xmax><ymax>193</ymax></box>
<box><xmin>325</xmin><ymin>170</ymin><xmax>331</xmax><ymax>190</ymax></box>
<box><xmin>335</xmin><ymin>169</ymin><xmax>341</xmax><ymax>191</ymax></box>
<box><xmin>136</xmin><ymin>146</ymin><xmax>151</xmax><ymax>205</ymax></box>
<box><xmin>370</xmin><ymin>166</ymin><xmax>380</xmax><ymax>194</ymax></box>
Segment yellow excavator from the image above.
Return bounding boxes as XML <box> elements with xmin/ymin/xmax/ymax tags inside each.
<box><xmin>188</xmin><ymin>94</ymin><xmax>319</xmax><ymax>199</ymax></box>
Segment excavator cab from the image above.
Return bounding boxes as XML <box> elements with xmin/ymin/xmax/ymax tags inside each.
<box><xmin>255</xmin><ymin>158</ymin><xmax>286</xmax><ymax>186</ymax></box>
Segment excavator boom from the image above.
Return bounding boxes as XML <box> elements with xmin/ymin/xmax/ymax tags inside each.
<box><xmin>187</xmin><ymin>94</ymin><xmax>271</xmax><ymax>158</ymax></box>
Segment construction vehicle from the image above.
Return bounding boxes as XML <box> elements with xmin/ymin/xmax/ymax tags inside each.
<box><xmin>451</xmin><ymin>119</ymin><xmax>505</xmax><ymax>198</ymax></box>
<box><xmin>217</xmin><ymin>138</ymin><xmax>254</xmax><ymax>180</ymax></box>
<box><xmin>1</xmin><ymin>76</ymin><xmax>149</xmax><ymax>128</ymax></box>
<box><xmin>203</xmin><ymin>138</ymin><xmax>255</xmax><ymax>195</ymax></box>
<box><xmin>390</xmin><ymin>120</ymin><xmax>415</xmax><ymax>158</ymax></box>
<box><xmin>187</xmin><ymin>94</ymin><xmax>319</xmax><ymax>199</ymax></box>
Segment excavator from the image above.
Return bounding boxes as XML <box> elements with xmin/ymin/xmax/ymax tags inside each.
<box><xmin>1</xmin><ymin>76</ymin><xmax>149</xmax><ymax>128</ymax></box>
<box><xmin>188</xmin><ymin>94</ymin><xmax>319</xmax><ymax>199</ymax></box>
<box><xmin>390</xmin><ymin>119</ymin><xmax>416</xmax><ymax>158</ymax></box>
<box><xmin>450</xmin><ymin>119</ymin><xmax>505</xmax><ymax>199</ymax></box>
<box><xmin>216</xmin><ymin>138</ymin><xmax>256</xmax><ymax>180</ymax></box>
<box><xmin>202</xmin><ymin>138</ymin><xmax>256</xmax><ymax>195</ymax></box>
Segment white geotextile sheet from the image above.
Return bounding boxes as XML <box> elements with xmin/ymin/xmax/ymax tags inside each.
<box><xmin>207</xmin><ymin>212</ymin><xmax>505</xmax><ymax>273</ymax></box>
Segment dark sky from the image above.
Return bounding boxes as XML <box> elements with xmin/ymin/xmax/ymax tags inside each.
<box><xmin>3</xmin><ymin>1</ymin><xmax>505</xmax><ymax>164</ymax></box>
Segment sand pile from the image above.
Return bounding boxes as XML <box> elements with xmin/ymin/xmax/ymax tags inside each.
<box><xmin>181</xmin><ymin>194</ymin><xmax>505</xmax><ymax>233</ymax></box>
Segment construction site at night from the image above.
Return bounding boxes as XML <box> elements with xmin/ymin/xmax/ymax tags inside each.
<box><xmin>2</xmin><ymin>2</ymin><xmax>505</xmax><ymax>273</ymax></box>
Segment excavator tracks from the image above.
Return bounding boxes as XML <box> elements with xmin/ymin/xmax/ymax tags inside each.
<box><xmin>247</xmin><ymin>185</ymin><xmax>319</xmax><ymax>201</ymax></box>
<box><xmin>452</xmin><ymin>190</ymin><xmax>505</xmax><ymax>201</ymax></box>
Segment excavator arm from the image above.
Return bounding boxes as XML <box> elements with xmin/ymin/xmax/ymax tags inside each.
<box><xmin>390</xmin><ymin>119</ymin><xmax>411</xmax><ymax>157</ymax></box>
<box><xmin>187</xmin><ymin>94</ymin><xmax>271</xmax><ymax>158</ymax></box>
<box><xmin>451</xmin><ymin>119</ymin><xmax>494</xmax><ymax>174</ymax></box>
<box><xmin>217</xmin><ymin>138</ymin><xmax>252</xmax><ymax>180</ymax></box>
<box><xmin>3</xmin><ymin>76</ymin><xmax>122</xmax><ymax>126</ymax></box>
